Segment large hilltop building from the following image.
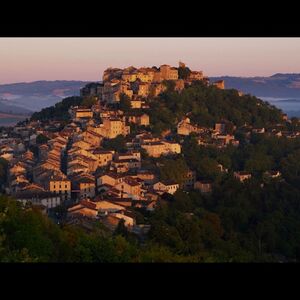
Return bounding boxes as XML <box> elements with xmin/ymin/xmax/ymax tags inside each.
<box><xmin>80</xmin><ymin>62</ymin><xmax>212</xmax><ymax>104</ymax></box>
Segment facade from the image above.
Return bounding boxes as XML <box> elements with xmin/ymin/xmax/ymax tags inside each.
<box><xmin>136</xmin><ymin>170</ymin><xmax>157</xmax><ymax>184</ymax></box>
<box><xmin>78</xmin><ymin>181</ymin><xmax>96</xmax><ymax>199</ymax></box>
<box><xmin>189</xmin><ymin>71</ymin><xmax>203</xmax><ymax>81</ymax></box>
<box><xmin>212</xmin><ymin>80</ymin><xmax>225</xmax><ymax>89</ymax></box>
<box><xmin>194</xmin><ymin>180</ymin><xmax>212</xmax><ymax>193</ymax></box>
<box><xmin>16</xmin><ymin>193</ymin><xmax>63</xmax><ymax>209</ymax></box>
<box><xmin>116</xmin><ymin>151</ymin><xmax>141</xmax><ymax>162</ymax></box>
<box><xmin>234</xmin><ymin>171</ymin><xmax>252</xmax><ymax>182</ymax></box>
<box><xmin>108</xmin><ymin>213</ymin><xmax>136</xmax><ymax>227</ymax></box>
<box><xmin>15</xmin><ymin>183</ymin><xmax>63</xmax><ymax>209</ymax></box>
<box><xmin>111</xmin><ymin>158</ymin><xmax>141</xmax><ymax>173</ymax></box>
<box><xmin>69</xmin><ymin>106</ymin><xmax>93</xmax><ymax>120</ymax></box>
<box><xmin>130</xmin><ymin>99</ymin><xmax>142</xmax><ymax>108</ymax></box>
<box><xmin>68</xmin><ymin>200</ymin><xmax>125</xmax><ymax>219</ymax></box>
<box><xmin>177</xmin><ymin>117</ymin><xmax>200</xmax><ymax>135</ymax></box>
<box><xmin>79</xmin><ymin>130</ymin><xmax>103</xmax><ymax>147</ymax></box>
<box><xmin>183</xmin><ymin>170</ymin><xmax>196</xmax><ymax>189</ymax></box>
<box><xmin>137</xmin><ymin>83</ymin><xmax>150</xmax><ymax>97</ymax></box>
<box><xmin>127</xmin><ymin>113</ymin><xmax>150</xmax><ymax>126</ymax></box>
<box><xmin>71</xmin><ymin>174</ymin><xmax>96</xmax><ymax>200</ymax></box>
<box><xmin>215</xmin><ymin>123</ymin><xmax>226</xmax><ymax>134</ymax></box>
<box><xmin>115</xmin><ymin>177</ymin><xmax>142</xmax><ymax>200</ymax></box>
<box><xmin>153</xmin><ymin>181</ymin><xmax>179</xmax><ymax>195</ymax></box>
<box><xmin>163</xmin><ymin>141</ymin><xmax>181</xmax><ymax>154</ymax></box>
<box><xmin>214</xmin><ymin>134</ymin><xmax>237</xmax><ymax>146</ymax></box>
<box><xmin>100</xmin><ymin>118</ymin><xmax>130</xmax><ymax>139</ymax></box>
<box><xmin>49</xmin><ymin>179</ymin><xmax>71</xmax><ymax>200</ymax></box>
<box><xmin>160</xmin><ymin>65</ymin><xmax>179</xmax><ymax>80</ymax></box>
<box><xmin>141</xmin><ymin>142</ymin><xmax>166</xmax><ymax>158</ymax></box>
<box><xmin>141</xmin><ymin>141</ymin><xmax>181</xmax><ymax>157</ymax></box>
<box><xmin>97</xmin><ymin>173</ymin><xmax>124</xmax><ymax>187</ymax></box>
<box><xmin>264</xmin><ymin>170</ymin><xmax>281</xmax><ymax>179</ymax></box>
<box><xmin>92</xmin><ymin>150</ymin><xmax>114</xmax><ymax>167</ymax></box>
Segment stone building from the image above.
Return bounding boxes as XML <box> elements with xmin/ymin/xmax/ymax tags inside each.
<box><xmin>212</xmin><ymin>80</ymin><xmax>225</xmax><ymax>89</ymax></box>
<box><xmin>69</xmin><ymin>106</ymin><xmax>93</xmax><ymax>120</ymax></box>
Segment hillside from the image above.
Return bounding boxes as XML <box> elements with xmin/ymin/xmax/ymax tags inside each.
<box><xmin>148</xmin><ymin>80</ymin><xmax>283</xmax><ymax>135</ymax></box>
<box><xmin>0</xmin><ymin>98</ymin><xmax>33</xmax><ymax>115</ymax></box>
<box><xmin>0</xmin><ymin>112</ymin><xmax>29</xmax><ymax>126</ymax></box>
<box><xmin>30</xmin><ymin>96</ymin><xmax>84</xmax><ymax>121</ymax></box>
<box><xmin>0</xmin><ymin>80</ymin><xmax>90</xmax><ymax>112</ymax></box>
<box><xmin>30</xmin><ymin>80</ymin><xmax>284</xmax><ymax>129</ymax></box>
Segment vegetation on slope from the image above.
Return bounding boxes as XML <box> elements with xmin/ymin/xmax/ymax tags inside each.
<box><xmin>148</xmin><ymin>81</ymin><xmax>282</xmax><ymax>134</ymax></box>
<box><xmin>31</xmin><ymin>96</ymin><xmax>82</xmax><ymax>121</ymax></box>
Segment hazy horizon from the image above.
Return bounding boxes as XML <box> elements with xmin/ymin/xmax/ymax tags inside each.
<box><xmin>1</xmin><ymin>38</ymin><xmax>300</xmax><ymax>84</ymax></box>
<box><xmin>2</xmin><ymin>73</ymin><xmax>300</xmax><ymax>86</ymax></box>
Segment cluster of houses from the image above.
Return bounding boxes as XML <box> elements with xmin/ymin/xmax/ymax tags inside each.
<box><xmin>0</xmin><ymin>62</ymin><xmax>295</xmax><ymax>234</ymax></box>
<box><xmin>177</xmin><ymin>117</ymin><xmax>240</xmax><ymax>148</ymax></box>
<box><xmin>80</xmin><ymin>62</ymin><xmax>225</xmax><ymax>105</ymax></box>
<box><xmin>240</xmin><ymin>121</ymin><xmax>300</xmax><ymax>139</ymax></box>
<box><xmin>0</xmin><ymin>101</ymin><xmax>186</xmax><ymax>233</ymax></box>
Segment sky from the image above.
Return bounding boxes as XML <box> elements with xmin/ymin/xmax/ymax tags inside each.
<box><xmin>1</xmin><ymin>38</ymin><xmax>300</xmax><ymax>84</ymax></box>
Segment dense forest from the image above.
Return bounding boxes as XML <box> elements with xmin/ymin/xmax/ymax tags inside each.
<box><xmin>2</xmin><ymin>81</ymin><xmax>300</xmax><ymax>262</ymax></box>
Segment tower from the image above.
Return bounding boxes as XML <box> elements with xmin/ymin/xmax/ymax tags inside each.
<box><xmin>179</xmin><ymin>61</ymin><xmax>186</xmax><ymax>68</ymax></box>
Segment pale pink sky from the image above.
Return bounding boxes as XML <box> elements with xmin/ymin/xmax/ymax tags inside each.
<box><xmin>1</xmin><ymin>38</ymin><xmax>300</xmax><ymax>84</ymax></box>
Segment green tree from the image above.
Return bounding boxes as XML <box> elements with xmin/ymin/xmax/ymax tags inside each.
<box><xmin>162</xmin><ymin>80</ymin><xmax>176</xmax><ymax>92</ymax></box>
<box><xmin>178</xmin><ymin>66</ymin><xmax>191</xmax><ymax>80</ymax></box>
<box><xmin>159</xmin><ymin>157</ymin><xmax>189</xmax><ymax>185</ymax></box>
<box><xmin>196</xmin><ymin>157</ymin><xmax>221</xmax><ymax>180</ymax></box>
<box><xmin>102</xmin><ymin>135</ymin><xmax>127</xmax><ymax>152</ymax></box>
<box><xmin>82</xmin><ymin>96</ymin><xmax>98</xmax><ymax>108</ymax></box>
<box><xmin>36</xmin><ymin>134</ymin><xmax>50</xmax><ymax>145</ymax></box>
<box><xmin>114</xmin><ymin>219</ymin><xmax>129</xmax><ymax>237</ymax></box>
<box><xmin>119</xmin><ymin>93</ymin><xmax>131</xmax><ymax>112</ymax></box>
<box><xmin>31</xmin><ymin>96</ymin><xmax>83</xmax><ymax>121</ymax></box>
<box><xmin>244</xmin><ymin>153</ymin><xmax>274</xmax><ymax>174</ymax></box>
<box><xmin>0</xmin><ymin>158</ymin><xmax>8</xmax><ymax>188</ymax></box>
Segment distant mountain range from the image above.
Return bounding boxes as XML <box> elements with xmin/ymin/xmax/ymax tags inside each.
<box><xmin>210</xmin><ymin>73</ymin><xmax>300</xmax><ymax>98</ymax></box>
<box><xmin>0</xmin><ymin>80</ymin><xmax>90</xmax><ymax>114</ymax></box>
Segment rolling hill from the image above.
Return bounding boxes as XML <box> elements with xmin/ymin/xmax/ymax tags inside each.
<box><xmin>0</xmin><ymin>80</ymin><xmax>90</xmax><ymax>113</ymax></box>
<box><xmin>210</xmin><ymin>73</ymin><xmax>300</xmax><ymax>98</ymax></box>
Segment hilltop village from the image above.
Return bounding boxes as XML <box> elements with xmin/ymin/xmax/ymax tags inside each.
<box><xmin>0</xmin><ymin>62</ymin><xmax>295</xmax><ymax>236</ymax></box>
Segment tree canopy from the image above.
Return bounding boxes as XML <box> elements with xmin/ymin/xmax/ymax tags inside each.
<box><xmin>31</xmin><ymin>96</ymin><xmax>83</xmax><ymax>121</ymax></box>
<box><xmin>148</xmin><ymin>82</ymin><xmax>283</xmax><ymax>134</ymax></box>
